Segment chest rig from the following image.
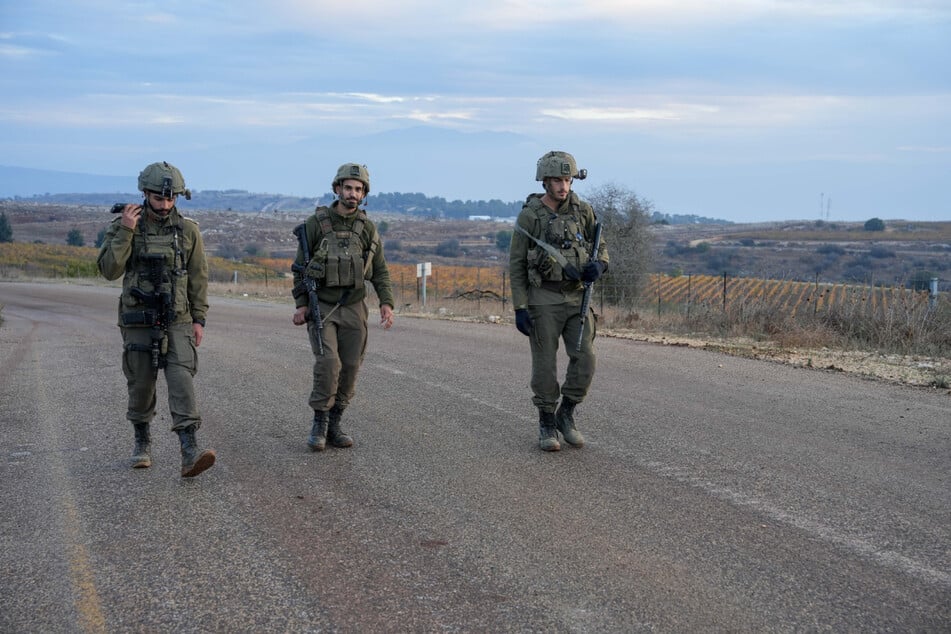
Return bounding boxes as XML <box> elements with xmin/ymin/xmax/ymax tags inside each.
<box><xmin>120</xmin><ymin>216</ymin><xmax>188</xmax><ymax>321</ymax></box>
<box><xmin>119</xmin><ymin>214</ymin><xmax>189</xmax><ymax>367</ymax></box>
<box><xmin>305</xmin><ymin>208</ymin><xmax>369</xmax><ymax>288</ymax></box>
<box><xmin>523</xmin><ymin>194</ymin><xmax>591</xmax><ymax>286</ymax></box>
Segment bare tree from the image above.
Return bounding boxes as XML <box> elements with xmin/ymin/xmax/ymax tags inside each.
<box><xmin>585</xmin><ymin>183</ymin><xmax>654</xmax><ymax>308</ymax></box>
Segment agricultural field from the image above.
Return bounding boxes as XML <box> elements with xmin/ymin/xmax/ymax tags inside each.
<box><xmin>643</xmin><ymin>273</ymin><xmax>935</xmax><ymax>319</ymax></box>
<box><xmin>2</xmin><ymin>235</ymin><xmax>949</xmax><ymax>388</ymax></box>
<box><xmin>651</xmin><ymin>219</ymin><xmax>951</xmax><ymax>289</ymax></box>
<box><xmin>3</xmin><ymin>201</ymin><xmax>949</xmax><ymax>291</ymax></box>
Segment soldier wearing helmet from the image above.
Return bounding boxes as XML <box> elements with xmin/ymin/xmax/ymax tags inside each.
<box><xmin>292</xmin><ymin>163</ymin><xmax>395</xmax><ymax>451</ymax></box>
<box><xmin>509</xmin><ymin>151</ymin><xmax>609</xmax><ymax>451</ymax></box>
<box><xmin>97</xmin><ymin>161</ymin><xmax>216</xmax><ymax>477</ymax></box>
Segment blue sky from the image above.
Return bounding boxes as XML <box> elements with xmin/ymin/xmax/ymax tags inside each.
<box><xmin>1</xmin><ymin>0</ymin><xmax>949</xmax><ymax>222</ymax></box>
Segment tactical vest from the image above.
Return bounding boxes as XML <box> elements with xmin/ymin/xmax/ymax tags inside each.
<box><xmin>120</xmin><ymin>217</ymin><xmax>189</xmax><ymax>325</ymax></box>
<box><xmin>524</xmin><ymin>194</ymin><xmax>591</xmax><ymax>286</ymax></box>
<box><xmin>304</xmin><ymin>208</ymin><xmax>372</xmax><ymax>288</ymax></box>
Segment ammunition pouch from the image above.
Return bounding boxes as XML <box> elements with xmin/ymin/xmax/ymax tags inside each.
<box><xmin>121</xmin><ymin>310</ymin><xmax>158</xmax><ymax>326</ymax></box>
<box><xmin>308</xmin><ymin>234</ymin><xmax>366</xmax><ymax>289</ymax></box>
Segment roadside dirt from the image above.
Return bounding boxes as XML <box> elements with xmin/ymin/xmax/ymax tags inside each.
<box><xmin>605</xmin><ymin>330</ymin><xmax>951</xmax><ymax>392</ymax></box>
<box><xmin>399</xmin><ymin>308</ymin><xmax>950</xmax><ymax>392</ymax></box>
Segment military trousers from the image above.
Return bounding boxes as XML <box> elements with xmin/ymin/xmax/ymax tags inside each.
<box><xmin>121</xmin><ymin>322</ymin><xmax>202</xmax><ymax>432</ymax></box>
<box><xmin>307</xmin><ymin>299</ymin><xmax>369</xmax><ymax>412</ymax></box>
<box><xmin>528</xmin><ymin>301</ymin><xmax>597</xmax><ymax>412</ymax></box>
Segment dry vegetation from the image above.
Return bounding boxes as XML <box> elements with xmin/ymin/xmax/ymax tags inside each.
<box><xmin>2</xmin><ymin>202</ymin><xmax>949</xmax><ymax>391</ymax></box>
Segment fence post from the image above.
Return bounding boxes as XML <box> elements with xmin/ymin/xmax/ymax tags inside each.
<box><xmin>501</xmin><ymin>269</ymin><xmax>507</xmax><ymax>311</ymax></box>
<box><xmin>722</xmin><ymin>272</ymin><xmax>728</xmax><ymax>311</ymax></box>
<box><xmin>686</xmin><ymin>274</ymin><xmax>692</xmax><ymax>318</ymax></box>
<box><xmin>477</xmin><ymin>267</ymin><xmax>481</xmax><ymax>312</ymax></box>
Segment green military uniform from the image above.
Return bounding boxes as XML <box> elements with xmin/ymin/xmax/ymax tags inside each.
<box><xmin>292</xmin><ymin>200</ymin><xmax>394</xmax><ymax>413</ymax></box>
<box><xmin>97</xmin><ymin>206</ymin><xmax>209</xmax><ymax>431</ymax></box>
<box><xmin>509</xmin><ymin>191</ymin><xmax>608</xmax><ymax>412</ymax></box>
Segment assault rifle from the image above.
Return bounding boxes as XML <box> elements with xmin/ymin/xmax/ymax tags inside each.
<box><xmin>292</xmin><ymin>223</ymin><xmax>324</xmax><ymax>355</ymax></box>
<box><xmin>576</xmin><ymin>222</ymin><xmax>603</xmax><ymax>352</ymax></box>
<box><xmin>125</xmin><ymin>253</ymin><xmax>174</xmax><ymax>369</ymax></box>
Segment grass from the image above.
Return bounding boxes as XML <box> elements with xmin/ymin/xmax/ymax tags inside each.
<box><xmin>3</xmin><ymin>242</ymin><xmax>949</xmax><ymax>387</ymax></box>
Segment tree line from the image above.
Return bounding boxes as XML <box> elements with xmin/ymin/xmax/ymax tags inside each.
<box><xmin>7</xmin><ymin>189</ymin><xmax>724</xmax><ymax>225</ymax></box>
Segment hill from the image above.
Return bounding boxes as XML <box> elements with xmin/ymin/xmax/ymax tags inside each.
<box><xmin>1</xmin><ymin>201</ymin><xmax>948</xmax><ymax>292</ymax></box>
<box><xmin>3</xmin><ymin>182</ymin><xmax>724</xmax><ymax>224</ymax></box>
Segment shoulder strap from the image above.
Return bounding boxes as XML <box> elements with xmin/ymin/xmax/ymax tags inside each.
<box><xmin>351</xmin><ymin>210</ymin><xmax>367</xmax><ymax>239</ymax></box>
<box><xmin>315</xmin><ymin>207</ymin><xmax>334</xmax><ymax>237</ymax></box>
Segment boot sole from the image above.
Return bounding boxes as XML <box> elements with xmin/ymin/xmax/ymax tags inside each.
<box><xmin>132</xmin><ymin>459</ymin><xmax>151</xmax><ymax>469</ymax></box>
<box><xmin>181</xmin><ymin>450</ymin><xmax>216</xmax><ymax>478</ymax></box>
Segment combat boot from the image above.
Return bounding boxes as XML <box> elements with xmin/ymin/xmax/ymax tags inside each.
<box><xmin>131</xmin><ymin>422</ymin><xmax>151</xmax><ymax>469</ymax></box>
<box><xmin>308</xmin><ymin>410</ymin><xmax>328</xmax><ymax>452</ymax></box>
<box><xmin>538</xmin><ymin>410</ymin><xmax>561</xmax><ymax>452</ymax></box>
<box><xmin>327</xmin><ymin>405</ymin><xmax>354</xmax><ymax>448</ymax></box>
<box><xmin>177</xmin><ymin>425</ymin><xmax>216</xmax><ymax>478</ymax></box>
<box><xmin>555</xmin><ymin>398</ymin><xmax>585</xmax><ymax>448</ymax></box>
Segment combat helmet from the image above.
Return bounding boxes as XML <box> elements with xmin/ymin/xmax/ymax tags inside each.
<box><xmin>332</xmin><ymin>163</ymin><xmax>371</xmax><ymax>195</ymax></box>
<box><xmin>138</xmin><ymin>161</ymin><xmax>191</xmax><ymax>200</ymax></box>
<box><xmin>535</xmin><ymin>151</ymin><xmax>587</xmax><ymax>181</ymax></box>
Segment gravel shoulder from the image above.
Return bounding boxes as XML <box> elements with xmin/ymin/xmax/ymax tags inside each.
<box><xmin>605</xmin><ymin>330</ymin><xmax>951</xmax><ymax>391</ymax></box>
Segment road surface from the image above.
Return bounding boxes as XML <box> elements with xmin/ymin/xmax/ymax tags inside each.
<box><xmin>1</xmin><ymin>281</ymin><xmax>948</xmax><ymax>632</ymax></box>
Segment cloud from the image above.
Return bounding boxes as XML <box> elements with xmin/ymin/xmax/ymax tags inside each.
<box><xmin>141</xmin><ymin>12</ymin><xmax>180</xmax><ymax>26</ymax></box>
<box><xmin>266</xmin><ymin>0</ymin><xmax>949</xmax><ymax>33</ymax></box>
<box><xmin>0</xmin><ymin>44</ymin><xmax>43</xmax><ymax>58</ymax></box>
<box><xmin>398</xmin><ymin>110</ymin><xmax>475</xmax><ymax>123</ymax></box>
<box><xmin>898</xmin><ymin>145</ymin><xmax>951</xmax><ymax>153</ymax></box>
<box><xmin>540</xmin><ymin>107</ymin><xmax>683</xmax><ymax>122</ymax></box>
<box><xmin>344</xmin><ymin>93</ymin><xmax>407</xmax><ymax>104</ymax></box>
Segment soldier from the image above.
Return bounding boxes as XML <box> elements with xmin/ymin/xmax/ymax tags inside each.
<box><xmin>509</xmin><ymin>151</ymin><xmax>609</xmax><ymax>451</ymax></box>
<box><xmin>97</xmin><ymin>161</ymin><xmax>216</xmax><ymax>477</ymax></box>
<box><xmin>292</xmin><ymin>163</ymin><xmax>395</xmax><ymax>451</ymax></box>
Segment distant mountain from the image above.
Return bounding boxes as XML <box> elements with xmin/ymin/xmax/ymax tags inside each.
<box><xmin>0</xmin><ymin>165</ymin><xmax>133</xmax><ymax>197</ymax></box>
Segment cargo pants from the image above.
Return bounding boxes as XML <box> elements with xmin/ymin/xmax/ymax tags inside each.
<box><xmin>528</xmin><ymin>299</ymin><xmax>597</xmax><ymax>412</ymax></box>
<box><xmin>121</xmin><ymin>322</ymin><xmax>202</xmax><ymax>431</ymax></box>
<box><xmin>307</xmin><ymin>299</ymin><xmax>369</xmax><ymax>412</ymax></box>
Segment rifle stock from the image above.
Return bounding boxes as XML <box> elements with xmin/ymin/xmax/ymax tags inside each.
<box><xmin>576</xmin><ymin>222</ymin><xmax>603</xmax><ymax>352</ymax></box>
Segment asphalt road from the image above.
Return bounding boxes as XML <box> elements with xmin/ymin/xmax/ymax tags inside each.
<box><xmin>1</xmin><ymin>281</ymin><xmax>948</xmax><ymax>633</ymax></box>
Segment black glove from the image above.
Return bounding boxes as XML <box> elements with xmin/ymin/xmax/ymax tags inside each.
<box><xmin>515</xmin><ymin>309</ymin><xmax>533</xmax><ymax>336</ymax></box>
<box><xmin>582</xmin><ymin>261</ymin><xmax>606</xmax><ymax>283</ymax></box>
<box><xmin>562</xmin><ymin>264</ymin><xmax>581</xmax><ymax>281</ymax></box>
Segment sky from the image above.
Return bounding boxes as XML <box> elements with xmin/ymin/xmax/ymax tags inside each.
<box><xmin>1</xmin><ymin>0</ymin><xmax>949</xmax><ymax>223</ymax></box>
